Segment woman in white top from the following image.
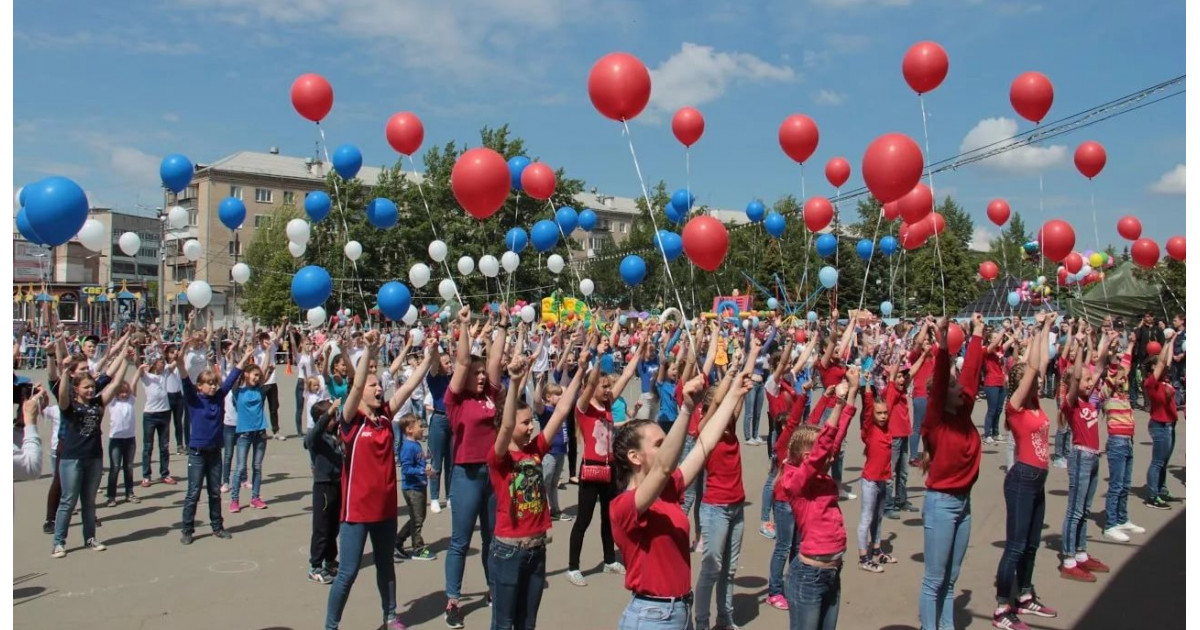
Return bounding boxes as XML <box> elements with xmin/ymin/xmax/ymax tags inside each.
<box><xmin>163</xmin><ymin>345</ymin><xmax>188</xmax><ymax>455</ymax></box>
<box><xmin>294</xmin><ymin>337</ymin><xmax>318</xmax><ymax>438</ymax></box>
<box><xmin>107</xmin><ymin>374</ymin><xmax>140</xmax><ymax>506</ymax></box>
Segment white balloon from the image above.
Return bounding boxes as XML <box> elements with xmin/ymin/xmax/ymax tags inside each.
<box><xmin>409</xmin><ymin>263</ymin><xmax>431</xmax><ymax>289</ymax></box>
<box><xmin>76</xmin><ymin>219</ymin><xmax>106</xmax><ymax>252</ymax></box>
<box><xmin>520</xmin><ymin>305</ymin><xmax>536</xmax><ymax>324</ymax></box>
<box><xmin>14</xmin><ymin>186</ymin><xmax>22</xmax><ymax>207</ymax></box>
<box><xmin>286</xmin><ymin>218</ymin><xmax>311</xmax><ymax>245</ymax></box>
<box><xmin>168</xmin><ymin>205</ymin><xmax>189</xmax><ymax>229</ymax></box>
<box><xmin>343</xmin><ymin>240</ymin><xmax>363</xmax><ymax>262</ymax></box>
<box><xmin>429</xmin><ymin>240</ymin><xmax>448</xmax><ymax>263</ymax></box>
<box><xmin>409</xmin><ymin>328</ymin><xmax>425</xmax><ymax>346</ymax></box>
<box><xmin>182</xmin><ymin>239</ymin><xmax>203</xmax><ymax>262</ymax></box>
<box><xmin>501</xmin><ymin>251</ymin><xmax>520</xmax><ymax>273</ymax></box>
<box><xmin>547</xmin><ymin>254</ymin><xmax>565</xmax><ymax>275</ymax></box>
<box><xmin>457</xmin><ymin>256</ymin><xmax>475</xmax><ymax>276</ymax></box>
<box><xmin>1164</xmin><ymin>328</ymin><xmax>1176</xmax><ymax>340</ymax></box>
<box><xmin>479</xmin><ymin>255</ymin><xmax>500</xmax><ymax>278</ymax></box>
<box><xmin>288</xmin><ymin>240</ymin><xmax>306</xmax><ymax>258</ymax></box>
<box><xmin>438</xmin><ymin>278</ymin><xmax>458</xmax><ymax>302</ymax></box>
<box><xmin>118</xmin><ymin>232</ymin><xmax>142</xmax><ymax>257</ymax></box>
<box><xmin>231</xmin><ymin>262</ymin><xmax>251</xmax><ymax>284</ymax></box>
<box><xmin>186</xmin><ymin>280</ymin><xmax>213</xmax><ymax>309</ymax></box>
<box><xmin>307</xmin><ymin>306</ymin><xmax>327</xmax><ymax>327</ymax></box>
<box><xmin>402</xmin><ymin>305</ymin><xmax>419</xmax><ymax>325</ymax></box>
<box><xmin>579</xmin><ymin>278</ymin><xmax>594</xmax><ymax>297</ymax></box>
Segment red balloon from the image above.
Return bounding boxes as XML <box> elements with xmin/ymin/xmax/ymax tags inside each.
<box><xmin>385</xmin><ymin>112</ymin><xmax>424</xmax><ymax>156</ymax></box>
<box><xmin>803</xmin><ymin>196</ymin><xmax>834</xmax><ymax>233</ymax></box>
<box><xmin>1010</xmin><ymin>71</ymin><xmax>1054</xmax><ymax>124</ymax></box>
<box><xmin>922</xmin><ymin>212</ymin><xmax>946</xmax><ymax>238</ymax></box>
<box><xmin>901</xmin><ymin>41</ymin><xmax>949</xmax><ymax>94</ymax></box>
<box><xmin>897</xmin><ymin>183</ymin><xmax>933</xmax><ymax>224</ymax></box>
<box><xmin>882</xmin><ymin>200</ymin><xmax>901</xmax><ymax>221</ymax></box>
<box><xmin>900</xmin><ymin>221</ymin><xmax>928</xmax><ymax>250</ymax></box>
<box><xmin>671</xmin><ymin>107</ymin><xmax>704</xmax><ymax>147</ymax></box>
<box><xmin>1064</xmin><ymin>252</ymin><xmax>1084</xmax><ymax>274</ymax></box>
<box><xmin>979</xmin><ymin>261</ymin><xmax>999</xmax><ymax>281</ymax></box>
<box><xmin>946</xmin><ymin>323</ymin><xmax>965</xmax><ymax>356</ymax></box>
<box><xmin>1131</xmin><ymin>238</ymin><xmax>1160</xmax><ymax>269</ymax></box>
<box><xmin>1117</xmin><ymin>215</ymin><xmax>1142</xmax><ymax>241</ymax></box>
<box><xmin>1039</xmin><ymin>219</ymin><xmax>1075</xmax><ymax>263</ymax></box>
<box><xmin>520</xmin><ymin>162</ymin><xmax>557</xmax><ymax>200</ymax></box>
<box><xmin>682</xmin><ymin>215</ymin><xmax>729</xmax><ymax>272</ymax></box>
<box><xmin>587</xmin><ymin>52</ymin><xmax>651</xmax><ymax>122</ymax></box>
<box><xmin>987</xmin><ymin>199</ymin><xmax>1010</xmax><ymax>226</ymax></box>
<box><xmin>451</xmin><ymin>148</ymin><xmax>510</xmax><ymax>220</ymax></box>
<box><xmin>779</xmin><ymin>114</ymin><xmax>820</xmax><ymax>164</ymax></box>
<box><xmin>825</xmin><ymin>157</ymin><xmax>850</xmax><ymax>188</ymax></box>
<box><xmin>1147</xmin><ymin>341</ymin><xmax>1163</xmax><ymax>356</ymax></box>
<box><xmin>862</xmin><ymin>133</ymin><xmax>924</xmax><ymax>203</ymax></box>
<box><xmin>290</xmin><ymin>73</ymin><xmax>334</xmax><ymax>122</ymax></box>
<box><xmin>1073</xmin><ymin>141</ymin><xmax>1106</xmax><ymax>179</ymax></box>
<box><xmin>1166</xmin><ymin>235</ymin><xmax>1186</xmax><ymax>261</ymax></box>
<box><xmin>794</xmin><ymin>330</ymin><xmax>808</xmax><ymax>344</ymax></box>
<box><xmin>1057</xmin><ymin>267</ymin><xmax>1068</xmax><ymax>285</ymax></box>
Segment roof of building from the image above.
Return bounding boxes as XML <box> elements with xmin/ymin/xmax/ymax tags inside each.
<box><xmin>198</xmin><ymin>151</ymin><xmax>424</xmax><ymax>187</ymax></box>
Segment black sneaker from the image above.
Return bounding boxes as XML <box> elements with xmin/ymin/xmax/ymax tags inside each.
<box><xmin>444</xmin><ymin>602</ymin><xmax>465</xmax><ymax>629</ymax></box>
<box><xmin>181</xmin><ymin>532</ymin><xmax>194</xmax><ymax>545</ymax></box>
<box><xmin>42</xmin><ymin>521</ymin><xmax>53</xmax><ymax>534</ymax></box>
<box><xmin>1144</xmin><ymin>496</ymin><xmax>1171</xmax><ymax>510</ymax></box>
<box><xmin>394</xmin><ymin>548</ymin><xmax>411</xmax><ymax>562</ymax></box>
<box><xmin>1160</xmin><ymin>489</ymin><xmax>1175</xmax><ymax>501</ymax></box>
<box><xmin>1015</xmin><ymin>593</ymin><xmax>1058</xmax><ymax>618</ymax></box>
<box><xmin>212</xmin><ymin>529</ymin><xmax>232</xmax><ymax>540</ymax></box>
<box><xmin>308</xmin><ymin>567</ymin><xmax>334</xmax><ymax>584</ymax></box>
<box><xmin>324</xmin><ymin>561</ymin><xmax>339</xmax><ymax>577</ymax></box>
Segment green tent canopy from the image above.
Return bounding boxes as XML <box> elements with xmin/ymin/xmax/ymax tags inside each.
<box><xmin>1060</xmin><ymin>261</ymin><xmax>1169</xmax><ymax>325</ymax></box>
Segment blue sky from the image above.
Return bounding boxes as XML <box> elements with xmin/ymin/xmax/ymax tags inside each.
<box><xmin>14</xmin><ymin>0</ymin><xmax>1186</xmax><ymax>249</ymax></box>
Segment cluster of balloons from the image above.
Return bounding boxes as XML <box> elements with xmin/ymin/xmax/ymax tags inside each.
<box><xmin>15</xmin><ymin>176</ymin><xmax>90</xmax><ymax>247</ymax></box>
<box><xmin>1009</xmin><ymin>276</ymin><xmax>1053</xmax><ymax>307</ymax></box>
<box><xmin>286</xmin><ymin>218</ymin><xmax>312</xmax><ymax>259</ymax></box>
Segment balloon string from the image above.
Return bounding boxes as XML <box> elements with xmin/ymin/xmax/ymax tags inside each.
<box><xmin>858</xmin><ymin>208</ymin><xmax>886</xmax><ymax>312</ymax></box>
<box><xmin>1153</xmin><ymin>271</ymin><xmax>1185</xmax><ymax>313</ymax></box>
<box><xmin>918</xmin><ymin>94</ymin><xmax>948</xmax><ymax>317</ymax></box>
<box><xmin>317</xmin><ymin>123</ymin><xmax>371</xmax><ymax>321</ymax></box>
<box><xmin>548</xmin><ymin>199</ymin><xmax>585</xmax><ymax>288</ymax></box>
<box><xmin>833</xmin><ymin>186</ymin><xmax>840</xmax><ymax>271</ymax></box>
<box><xmin>621</xmin><ymin>120</ymin><xmax>697</xmax><ymax>360</ymax></box>
<box><xmin>405</xmin><ymin>154</ymin><xmax>464</xmax><ymax>306</ymax></box>
<box><xmin>1088</xmin><ymin>187</ymin><xmax>1111</xmax><ymax>308</ymax></box>
<box><xmin>799</xmin><ymin>163</ymin><xmax>810</xmax><ymax>304</ymax></box>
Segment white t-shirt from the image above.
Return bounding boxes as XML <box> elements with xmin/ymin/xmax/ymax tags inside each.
<box><xmin>303</xmin><ymin>379</ymin><xmax>329</xmax><ymax>431</ymax></box>
<box><xmin>164</xmin><ymin>365</ymin><xmax>183</xmax><ymax>394</ymax></box>
<box><xmin>296</xmin><ymin>353</ymin><xmax>315</xmax><ymax>381</ymax></box>
<box><xmin>108</xmin><ymin>399</ymin><xmax>137</xmax><ymax>439</ymax></box>
<box><xmin>223</xmin><ymin>392</ymin><xmax>238</xmax><ymax>427</ymax></box>
<box><xmin>349</xmin><ymin>346</ymin><xmax>366</xmax><ymax>370</ymax></box>
<box><xmin>184</xmin><ymin>348</ymin><xmax>209</xmax><ymax>382</ymax></box>
<box><xmin>254</xmin><ymin>343</ymin><xmax>280</xmax><ymax>385</ymax></box>
<box><xmin>43</xmin><ymin>406</ymin><xmax>62</xmax><ymax>453</ymax></box>
<box><xmin>140</xmin><ymin>371</ymin><xmax>171</xmax><ymax>413</ymax></box>
<box><xmin>87</xmin><ymin>354</ymin><xmax>103</xmax><ymax>376</ymax></box>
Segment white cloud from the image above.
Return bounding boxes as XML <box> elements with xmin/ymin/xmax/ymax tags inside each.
<box><xmin>15</xmin><ymin>30</ymin><xmax>201</xmax><ymax>55</ymax></box>
<box><xmin>970</xmin><ymin>226</ymin><xmax>997</xmax><ymax>251</ymax></box>
<box><xmin>109</xmin><ymin>146</ymin><xmax>162</xmax><ymax>187</ymax></box>
<box><xmin>1149</xmin><ymin>164</ymin><xmax>1185</xmax><ymax>195</ymax></box>
<box><xmin>162</xmin><ymin>112</ymin><xmax>180</xmax><ymax>123</ymax></box>
<box><xmin>648</xmin><ymin>43</ymin><xmax>796</xmax><ymax>114</ymax></box>
<box><xmin>959</xmin><ymin>117</ymin><xmax>1069</xmax><ymax>175</ymax></box>
<box><xmin>812</xmin><ymin>89</ymin><xmax>846</xmax><ymax>106</ymax></box>
<box><xmin>810</xmin><ymin>0</ymin><xmax>913</xmax><ymax>7</ymax></box>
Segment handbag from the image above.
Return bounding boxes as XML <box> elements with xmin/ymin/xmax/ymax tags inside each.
<box><xmin>580</xmin><ymin>459</ymin><xmax>611</xmax><ymax>484</ymax></box>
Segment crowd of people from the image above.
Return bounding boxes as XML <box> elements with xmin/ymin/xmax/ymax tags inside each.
<box><xmin>14</xmin><ymin>302</ymin><xmax>1186</xmax><ymax>630</ymax></box>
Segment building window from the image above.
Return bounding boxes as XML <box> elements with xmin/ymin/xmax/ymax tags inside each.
<box><xmin>138</xmin><ymin>264</ymin><xmax>158</xmax><ymax>277</ymax></box>
<box><xmin>620</xmin><ymin>222</ymin><xmax>628</xmax><ymax>234</ymax></box>
<box><xmin>188</xmin><ymin>208</ymin><xmax>199</xmax><ymax>226</ymax></box>
<box><xmin>172</xmin><ymin>265</ymin><xmax>195</xmax><ymax>282</ymax></box>
<box><xmin>228</xmin><ymin>240</ymin><xmax>242</xmax><ymax>256</ymax></box>
<box><xmin>164</xmin><ymin>241</ymin><xmax>179</xmax><ymax>257</ymax></box>
<box><xmin>112</xmin><ymin>261</ymin><xmax>137</xmax><ymax>276</ymax></box>
<box><xmin>254</xmin><ymin>215</ymin><xmax>271</xmax><ymax>228</ymax></box>
<box><xmin>255</xmin><ymin>188</ymin><xmax>273</xmax><ymax>203</ymax></box>
<box><xmin>230</xmin><ymin>185</ymin><xmax>243</xmax><ymax>200</ymax></box>
<box><xmin>283</xmin><ymin>191</ymin><xmax>295</xmax><ymax>205</ymax></box>
<box><xmin>57</xmin><ymin>300</ymin><xmax>78</xmax><ymax>323</ymax></box>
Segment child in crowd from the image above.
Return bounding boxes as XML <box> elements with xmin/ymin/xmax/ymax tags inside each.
<box><xmin>305</xmin><ymin>399</ymin><xmax>342</xmax><ymax>583</ymax></box>
<box><xmin>395</xmin><ymin>414</ymin><xmax>435</xmax><ymax>561</ymax></box>
<box><xmin>231</xmin><ymin>363</ymin><xmax>271</xmax><ymax>512</ymax></box>
<box><xmin>105</xmin><ymin>378</ymin><xmax>139</xmax><ymax>507</ymax></box>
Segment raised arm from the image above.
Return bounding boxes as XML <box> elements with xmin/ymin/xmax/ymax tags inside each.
<box><xmin>487</xmin><ymin>315</ymin><xmax>508</xmax><ymax>388</ymax></box>
<box><xmin>1152</xmin><ymin>333</ymin><xmax>1173</xmax><ymax>381</ymax></box>
<box><xmin>612</xmin><ymin>338</ymin><xmax>645</xmax><ymax>399</ymax></box>
<box><xmin>448</xmin><ymin>307</ymin><xmax>473</xmax><ymax>394</ymax></box>
<box><xmin>677</xmin><ymin>371</ymin><xmax>748</xmax><ymax>491</ymax></box>
<box><xmin>541</xmin><ymin>348</ymin><xmax>589</xmax><ymax>445</ymax></box>
<box><xmin>494</xmin><ymin>355</ymin><xmax>531</xmax><ymax>457</ymax></box>
<box><xmin>575</xmin><ymin>335</ymin><xmax>605</xmax><ymax>413</ymax></box>
<box><xmin>99</xmin><ymin>355</ymin><xmax>130</xmax><ymax>405</ymax></box>
<box><xmin>389</xmin><ymin>339</ymin><xmax>436</xmax><ymax>411</ymax></box>
<box><xmin>1010</xmin><ymin>313</ymin><xmax>1047</xmax><ymax>411</ymax></box>
<box><xmin>343</xmin><ymin>331</ymin><xmax>378</xmax><ymax>416</ymax></box>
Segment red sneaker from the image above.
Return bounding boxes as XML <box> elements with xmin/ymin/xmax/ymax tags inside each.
<box><xmin>161</xmin><ymin>476</ymin><xmax>178</xmax><ymax>485</ymax></box>
<box><xmin>1059</xmin><ymin>564</ymin><xmax>1096</xmax><ymax>582</ymax></box>
<box><xmin>1078</xmin><ymin>557</ymin><xmax>1110</xmax><ymax>573</ymax></box>
<box><xmin>250</xmin><ymin>498</ymin><xmax>268</xmax><ymax>510</ymax></box>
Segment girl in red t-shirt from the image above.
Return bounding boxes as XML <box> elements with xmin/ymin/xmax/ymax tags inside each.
<box><xmin>1143</xmin><ymin>337</ymin><xmax>1178</xmax><ymax>509</ymax></box>
<box><xmin>993</xmin><ymin>313</ymin><xmax>1059</xmax><ymax>628</ymax></box>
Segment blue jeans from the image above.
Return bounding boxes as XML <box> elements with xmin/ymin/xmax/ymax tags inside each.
<box><xmin>886</xmin><ymin>437</ymin><xmax>910</xmax><ymax>510</ymax></box>
<box><xmin>920</xmin><ymin>490</ymin><xmax>971</xmax><ymax>630</ymax></box>
<box><xmin>142</xmin><ymin>411</ymin><xmax>171</xmax><ymax>479</ymax></box>
<box><xmin>221</xmin><ymin>425</ymin><xmax>239</xmax><ymax>486</ymax></box>
<box><xmin>488</xmin><ymin>541</ymin><xmax>547</xmax><ymax>630</ymax></box>
<box><xmin>182</xmin><ymin>447</ymin><xmax>224</xmax><ymax>534</ymax></box>
<box><xmin>325</xmin><ymin>519</ymin><xmax>398</xmax><ymax>630</ymax></box>
<box><xmin>1128</xmin><ymin>365</ymin><xmax>1143</xmax><ymax>408</ymax></box>
<box><xmin>618</xmin><ymin>596</ymin><xmax>694</xmax><ymax>630</ymax></box>
<box><xmin>1061</xmin><ymin>448</ymin><xmax>1099</xmax><ymax>556</ymax></box>
<box><xmin>857</xmin><ymin>479</ymin><xmax>886</xmax><ymax>552</ymax></box>
<box><xmin>761</xmin><ymin>465</ymin><xmax>777</xmax><ymax>522</ymax></box>
<box><xmin>1054</xmin><ymin>427</ymin><xmax>1073</xmax><ymax>461</ymax></box>
<box><xmin>231</xmin><ymin>430</ymin><xmax>267</xmax><ymax>502</ymax></box>
<box><xmin>680</xmin><ymin>436</ymin><xmax>705</xmax><ymax>540</ymax></box>
<box><xmin>445</xmin><ymin>463</ymin><xmax>496</xmax><ymax>600</ymax></box>
<box><xmin>106</xmin><ymin>437</ymin><xmax>136</xmax><ymax>500</ymax></box>
<box><xmin>743</xmin><ymin>381</ymin><xmax>765</xmax><ymax>441</ymax></box>
<box><xmin>1146</xmin><ymin>421</ymin><xmax>1176</xmax><ymax>498</ymax></box>
<box><xmin>786</xmin><ymin>560</ymin><xmax>841</xmax><ymax>630</ymax></box>
<box><xmin>53</xmin><ymin>457</ymin><xmax>104</xmax><ymax>547</ymax></box>
<box><xmin>910</xmin><ymin>397</ymin><xmax>928</xmax><ymax>460</ymax></box>
<box><xmin>1104</xmin><ymin>436</ymin><xmax>1133</xmax><ymax>527</ymax></box>
<box><xmin>294</xmin><ymin>380</ymin><xmax>305</xmax><ymax>436</ymax></box>
<box><xmin>769</xmin><ymin>500</ymin><xmax>797</xmax><ymax>597</ymax></box>
<box><xmin>695</xmin><ymin>503</ymin><xmax>744</xmax><ymax>629</ymax></box>
<box><xmin>542</xmin><ymin>452</ymin><xmax>566</xmax><ymax>514</ymax></box>
<box><xmin>427</xmin><ymin>411</ymin><xmax>453</xmax><ymax>502</ymax></box>
<box><xmin>983</xmin><ymin>386</ymin><xmax>1004</xmax><ymax>438</ymax></box>
<box><xmin>995</xmin><ymin>462</ymin><xmax>1047</xmax><ymax>605</ymax></box>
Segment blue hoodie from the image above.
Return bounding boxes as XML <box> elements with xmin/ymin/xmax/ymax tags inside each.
<box><xmin>182</xmin><ymin>368</ymin><xmax>242</xmax><ymax>449</ymax></box>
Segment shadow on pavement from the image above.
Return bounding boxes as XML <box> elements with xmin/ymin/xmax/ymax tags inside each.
<box><xmin>1075</xmin><ymin>509</ymin><xmax>1185</xmax><ymax>628</ymax></box>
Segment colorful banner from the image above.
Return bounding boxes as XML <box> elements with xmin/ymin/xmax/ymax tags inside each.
<box><xmin>711</xmin><ymin>294</ymin><xmax>752</xmax><ymax>315</ymax></box>
<box><xmin>540</xmin><ymin>295</ymin><xmax>592</xmax><ymax>327</ymax></box>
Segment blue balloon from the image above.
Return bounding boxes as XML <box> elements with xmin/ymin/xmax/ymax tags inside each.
<box><xmin>671</xmin><ymin>189</ymin><xmax>695</xmax><ymax>213</ymax></box>
<box><xmin>23</xmin><ymin>176</ymin><xmax>89</xmax><ymax>247</ymax></box>
<box><xmin>17</xmin><ymin>184</ymin><xmax>31</xmax><ymax>207</ymax></box>
<box><xmin>767</xmin><ymin>297</ymin><xmax>779</xmax><ymax>310</ymax></box>
<box><xmin>15</xmin><ymin>208</ymin><xmax>45</xmax><ymax>245</ymax></box>
<box><xmin>531</xmin><ymin>219</ymin><xmax>560</xmax><ymax>252</ymax></box>
<box><xmin>665</xmin><ymin>200</ymin><xmax>687</xmax><ymax>224</ymax></box>
<box><xmin>508</xmin><ymin>156</ymin><xmax>531</xmax><ymax>191</ymax></box>
<box><xmin>218</xmin><ymin>197</ymin><xmax>246</xmax><ymax>230</ymax></box>
<box><xmin>655</xmin><ymin>230</ymin><xmax>684</xmax><ymax>261</ymax></box>
<box><xmin>764</xmin><ymin>211</ymin><xmax>786</xmax><ymax>238</ymax></box>
<box><xmin>332</xmin><ymin>144</ymin><xmax>363</xmax><ymax>179</ymax></box>
<box><xmin>505</xmin><ymin>227</ymin><xmax>528</xmax><ymax>253</ymax></box>
<box><xmin>816</xmin><ymin>233</ymin><xmax>838</xmax><ymax>258</ymax></box>
<box><xmin>620</xmin><ymin>255</ymin><xmax>648</xmax><ymax>287</ymax></box>
<box><xmin>818</xmin><ymin>266</ymin><xmax>838</xmax><ymax>289</ymax></box>
<box><xmin>578</xmin><ymin>208</ymin><xmax>598</xmax><ymax>232</ymax></box>
<box><xmin>292</xmin><ymin>265</ymin><xmax>333</xmax><ymax>309</ymax></box>
<box><xmin>880</xmin><ymin>301</ymin><xmax>894</xmax><ymax>317</ymax></box>
<box><xmin>746</xmin><ymin>200</ymin><xmax>766</xmax><ymax>223</ymax></box>
<box><xmin>305</xmin><ymin>191</ymin><xmax>332</xmax><ymax>222</ymax></box>
<box><xmin>856</xmin><ymin>239</ymin><xmax>874</xmax><ymax>261</ymax></box>
<box><xmin>555</xmin><ymin>206</ymin><xmax>578</xmax><ymax>234</ymax></box>
<box><xmin>367</xmin><ymin>197</ymin><xmax>398</xmax><ymax>229</ymax></box>
<box><xmin>879</xmin><ymin>235</ymin><xmax>898</xmax><ymax>256</ymax></box>
<box><xmin>1007</xmin><ymin>291</ymin><xmax>1021</xmax><ymax>307</ymax></box>
<box><xmin>807</xmin><ymin>311</ymin><xmax>818</xmax><ymax>323</ymax></box>
<box><xmin>159</xmin><ymin>154</ymin><xmax>194</xmax><ymax>193</ymax></box>
<box><xmin>377</xmin><ymin>281</ymin><xmax>412</xmax><ymax>320</ymax></box>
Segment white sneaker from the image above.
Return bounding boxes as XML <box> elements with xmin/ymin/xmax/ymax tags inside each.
<box><xmin>1102</xmin><ymin>527</ymin><xmax>1130</xmax><ymax>542</ymax></box>
<box><xmin>86</xmin><ymin>538</ymin><xmax>107</xmax><ymax>552</ymax></box>
<box><xmin>603</xmin><ymin>562</ymin><xmax>626</xmax><ymax>575</ymax></box>
<box><xmin>51</xmin><ymin>545</ymin><xmax>66</xmax><ymax>559</ymax></box>
<box><xmin>430</xmin><ymin>500</ymin><xmax>442</xmax><ymax>514</ymax></box>
<box><xmin>566</xmin><ymin>570</ymin><xmax>588</xmax><ymax>586</ymax></box>
<box><xmin>1119</xmin><ymin>521</ymin><xmax>1146</xmax><ymax>534</ymax></box>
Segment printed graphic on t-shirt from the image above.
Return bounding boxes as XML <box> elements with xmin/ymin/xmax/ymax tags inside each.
<box><xmin>75</xmin><ymin>403</ymin><xmax>103</xmax><ymax>439</ymax></box>
<box><xmin>508</xmin><ymin>456</ymin><xmax>546</xmax><ymax>522</ymax></box>
<box><xmin>1079</xmin><ymin>406</ymin><xmax>1099</xmax><ymax>430</ymax></box>
<box><xmin>592</xmin><ymin>421</ymin><xmax>611</xmax><ymax>458</ymax></box>
<box><xmin>1031</xmin><ymin>415</ymin><xmax>1050</xmax><ymax>463</ymax></box>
